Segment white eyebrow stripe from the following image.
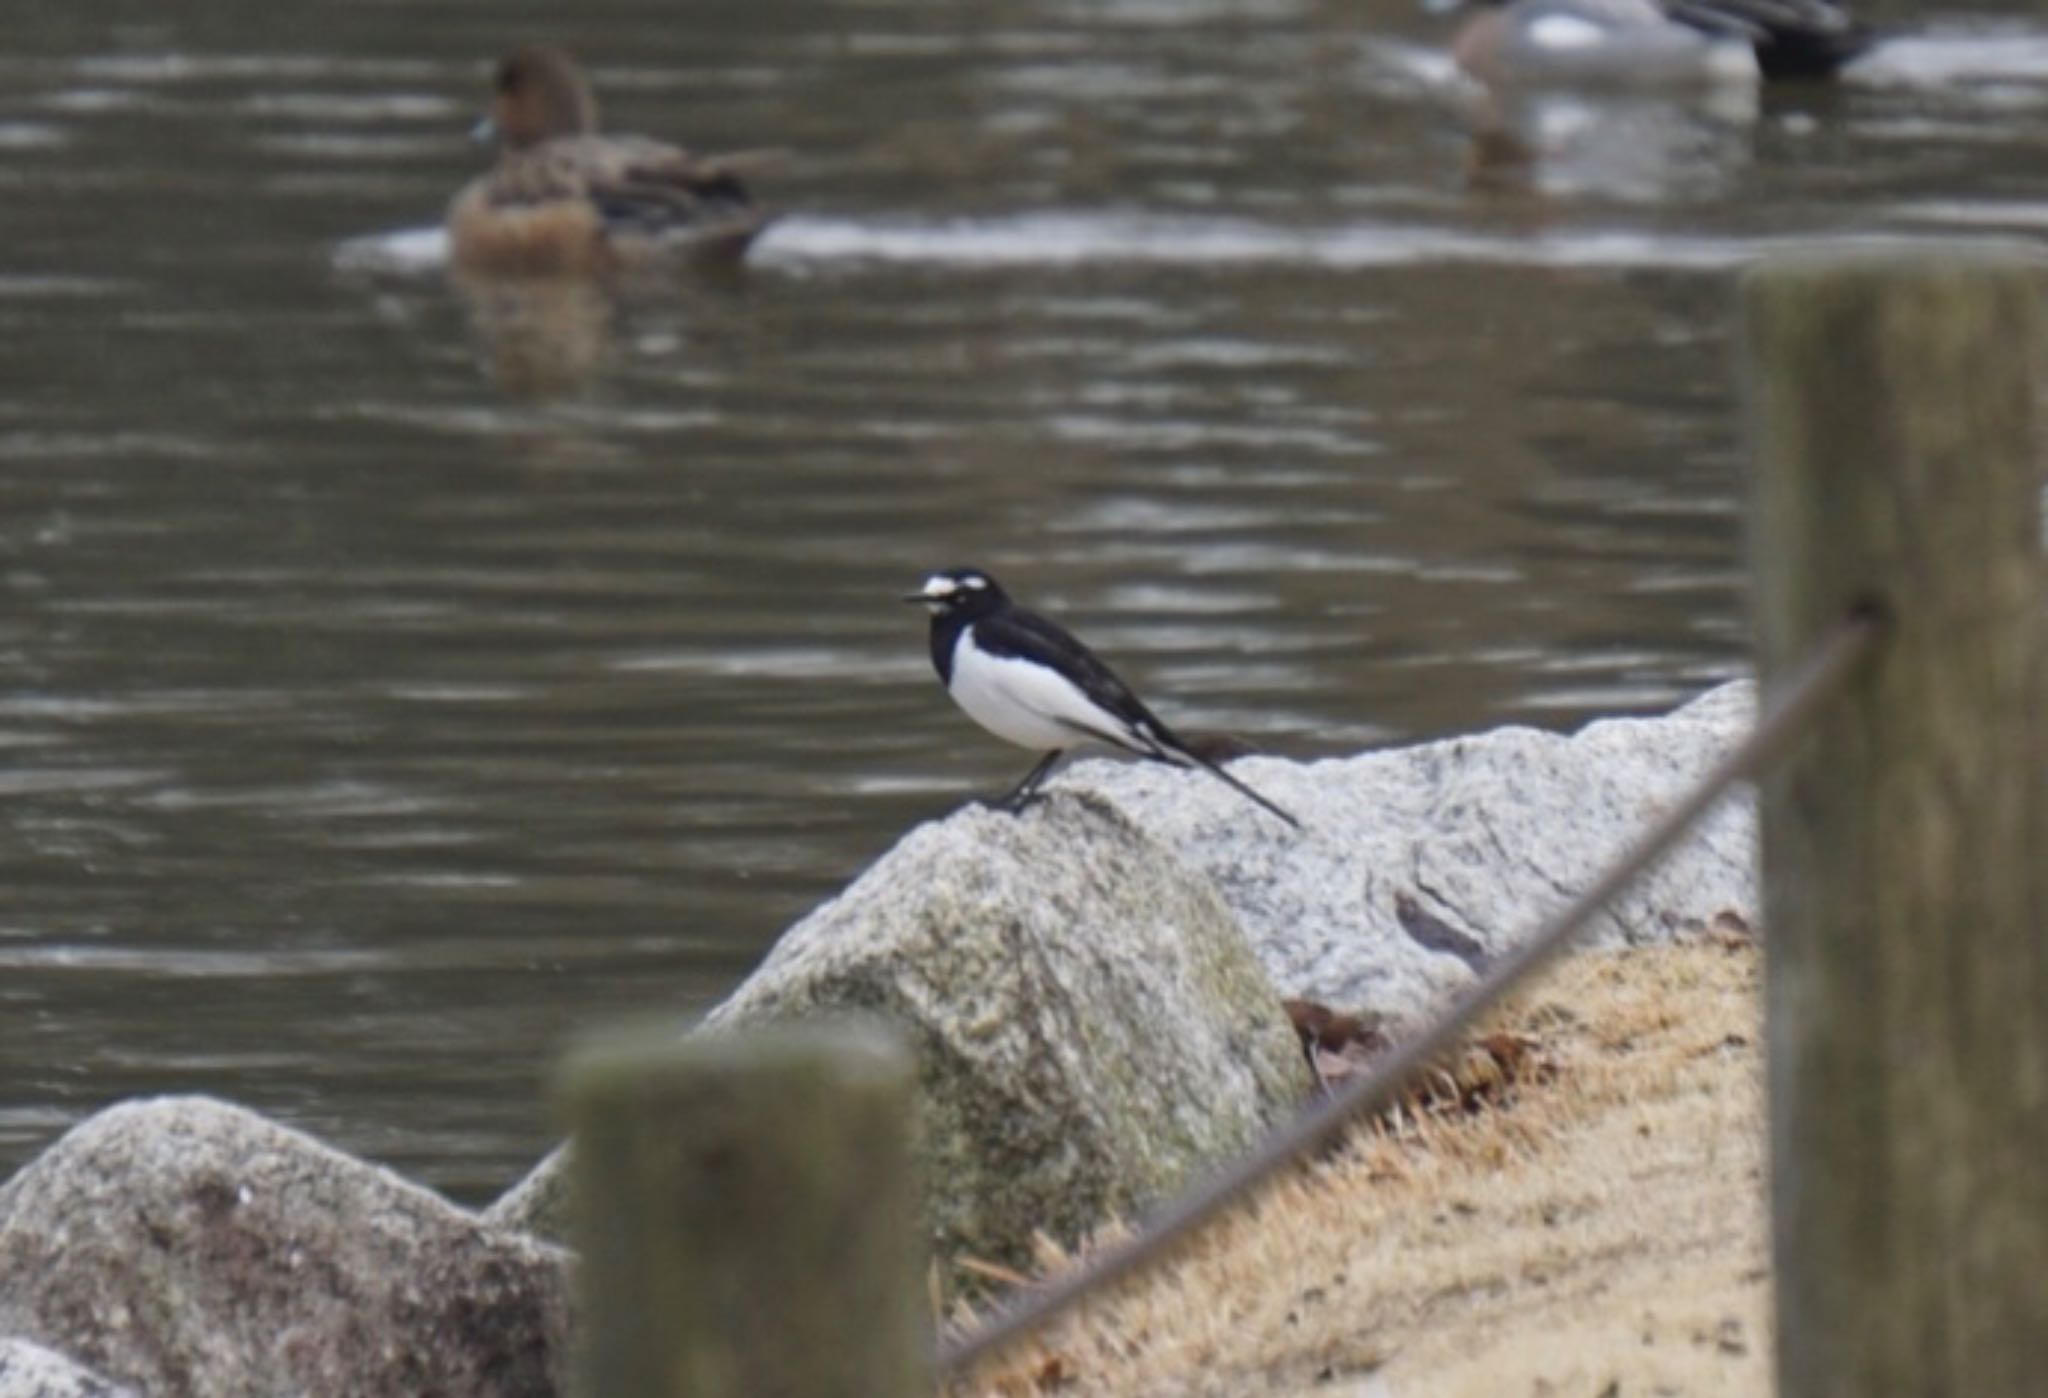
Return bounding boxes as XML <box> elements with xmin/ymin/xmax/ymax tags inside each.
<box><xmin>1527</xmin><ymin>13</ymin><xmax>1610</xmax><ymax>48</ymax></box>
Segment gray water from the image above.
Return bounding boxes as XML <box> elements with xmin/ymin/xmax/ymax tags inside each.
<box><xmin>5</xmin><ymin>0</ymin><xmax>2048</xmax><ymax>1199</ymax></box>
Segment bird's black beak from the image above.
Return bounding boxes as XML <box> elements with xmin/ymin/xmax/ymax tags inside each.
<box><xmin>901</xmin><ymin>592</ymin><xmax>932</xmax><ymax>604</ymax></box>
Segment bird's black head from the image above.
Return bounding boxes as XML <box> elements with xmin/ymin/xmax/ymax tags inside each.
<box><xmin>902</xmin><ymin>567</ymin><xmax>1009</xmax><ymax>620</ymax></box>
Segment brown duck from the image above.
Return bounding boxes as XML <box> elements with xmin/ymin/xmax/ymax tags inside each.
<box><xmin>448</xmin><ymin>46</ymin><xmax>772</xmax><ymax>275</ymax></box>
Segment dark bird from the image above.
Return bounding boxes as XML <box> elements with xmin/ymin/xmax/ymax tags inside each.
<box><xmin>904</xmin><ymin>568</ymin><xmax>1301</xmax><ymax>828</ymax></box>
<box><xmin>1664</xmin><ymin>0</ymin><xmax>1874</xmax><ymax>79</ymax></box>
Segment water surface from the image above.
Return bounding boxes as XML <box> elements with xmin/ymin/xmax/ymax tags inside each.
<box><xmin>4</xmin><ymin>0</ymin><xmax>2046</xmax><ymax>1197</ymax></box>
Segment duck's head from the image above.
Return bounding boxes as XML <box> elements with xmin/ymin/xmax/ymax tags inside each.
<box><xmin>475</xmin><ymin>46</ymin><xmax>599</xmax><ymax>149</ymax></box>
<box><xmin>902</xmin><ymin>568</ymin><xmax>1010</xmax><ymax>619</ymax></box>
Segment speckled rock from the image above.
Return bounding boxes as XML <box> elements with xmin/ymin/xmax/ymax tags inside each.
<box><xmin>1067</xmin><ymin>680</ymin><xmax>1759</xmax><ymax>1024</ymax></box>
<box><xmin>480</xmin><ymin>1143</ymin><xmax>569</xmax><ymax>1241</ymax></box>
<box><xmin>0</xmin><ymin>1339</ymin><xmax>133</xmax><ymax>1398</ymax></box>
<box><xmin>492</xmin><ymin>684</ymin><xmax>1755</xmax><ymax>1249</ymax></box>
<box><xmin>0</xmin><ymin>1098</ymin><xmax>570</xmax><ymax>1398</ymax></box>
<box><xmin>494</xmin><ymin>793</ymin><xmax>1310</xmax><ymax>1263</ymax></box>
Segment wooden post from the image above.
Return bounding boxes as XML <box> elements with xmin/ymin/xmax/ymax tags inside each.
<box><xmin>1745</xmin><ymin>251</ymin><xmax>2048</xmax><ymax>1396</ymax></box>
<box><xmin>559</xmin><ymin>1021</ymin><xmax>928</xmax><ymax>1398</ymax></box>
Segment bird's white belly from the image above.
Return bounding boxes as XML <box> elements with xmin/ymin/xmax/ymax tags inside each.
<box><xmin>948</xmin><ymin>627</ymin><xmax>1100</xmax><ymax>752</ymax></box>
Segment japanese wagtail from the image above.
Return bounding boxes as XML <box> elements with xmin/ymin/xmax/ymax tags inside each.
<box><xmin>904</xmin><ymin>567</ymin><xmax>1301</xmax><ymax>828</ymax></box>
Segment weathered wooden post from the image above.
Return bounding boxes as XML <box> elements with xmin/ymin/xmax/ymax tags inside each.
<box><xmin>1745</xmin><ymin>250</ymin><xmax>2048</xmax><ymax>1395</ymax></box>
<box><xmin>560</xmin><ymin>1021</ymin><xmax>928</xmax><ymax>1397</ymax></box>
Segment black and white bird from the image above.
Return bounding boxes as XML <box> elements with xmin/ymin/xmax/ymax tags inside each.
<box><xmin>904</xmin><ymin>567</ymin><xmax>1301</xmax><ymax>828</ymax></box>
<box><xmin>1435</xmin><ymin>0</ymin><xmax>1873</xmax><ymax>88</ymax></box>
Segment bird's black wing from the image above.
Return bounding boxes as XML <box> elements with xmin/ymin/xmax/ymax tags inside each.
<box><xmin>971</xmin><ymin>607</ymin><xmax>1184</xmax><ymax>759</ymax></box>
<box><xmin>1663</xmin><ymin>0</ymin><xmax>1874</xmax><ymax>77</ymax></box>
<box><xmin>977</xmin><ymin>604</ymin><xmax>1303</xmax><ymax>829</ymax></box>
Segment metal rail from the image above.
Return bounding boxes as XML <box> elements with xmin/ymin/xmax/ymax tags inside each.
<box><xmin>938</xmin><ymin>611</ymin><xmax>1883</xmax><ymax>1378</ymax></box>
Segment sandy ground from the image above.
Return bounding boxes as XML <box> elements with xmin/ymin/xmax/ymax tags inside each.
<box><xmin>952</xmin><ymin>937</ymin><xmax>1772</xmax><ymax>1397</ymax></box>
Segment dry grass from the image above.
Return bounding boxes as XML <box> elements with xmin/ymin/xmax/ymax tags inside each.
<box><xmin>949</xmin><ymin>936</ymin><xmax>1771</xmax><ymax>1397</ymax></box>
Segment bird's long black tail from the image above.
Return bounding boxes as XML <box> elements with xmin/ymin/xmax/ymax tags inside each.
<box><xmin>1056</xmin><ymin>712</ymin><xmax>1303</xmax><ymax>829</ymax></box>
<box><xmin>1171</xmin><ymin>748</ymin><xmax>1302</xmax><ymax>829</ymax></box>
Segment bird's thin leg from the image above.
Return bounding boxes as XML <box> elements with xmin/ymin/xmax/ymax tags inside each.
<box><xmin>994</xmin><ymin>750</ymin><xmax>1064</xmax><ymax>812</ymax></box>
<box><xmin>1306</xmin><ymin>1043</ymin><xmax>1332</xmax><ymax>1098</ymax></box>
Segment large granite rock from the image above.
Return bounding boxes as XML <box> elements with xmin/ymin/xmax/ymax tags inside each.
<box><xmin>494</xmin><ymin>793</ymin><xmax>1310</xmax><ymax>1263</ymax></box>
<box><xmin>0</xmin><ymin>1340</ymin><xmax>133</xmax><ymax>1398</ymax></box>
<box><xmin>0</xmin><ymin>1098</ymin><xmax>570</xmax><ymax>1398</ymax></box>
<box><xmin>1068</xmin><ymin>680</ymin><xmax>1759</xmax><ymax>1022</ymax></box>
<box><xmin>493</xmin><ymin>682</ymin><xmax>1756</xmax><ymax>1248</ymax></box>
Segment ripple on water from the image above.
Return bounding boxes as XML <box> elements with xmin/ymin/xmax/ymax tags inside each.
<box><xmin>338</xmin><ymin>213</ymin><xmax>1803</xmax><ymax>277</ymax></box>
<box><xmin>0</xmin><ymin>122</ymin><xmax>66</xmax><ymax>149</ymax></box>
<box><xmin>332</xmin><ymin>225</ymin><xmax>449</xmax><ymax>275</ymax></box>
<box><xmin>334</xmin><ymin>212</ymin><xmax>1996</xmax><ymax>284</ymax></box>
<box><xmin>71</xmin><ymin>52</ymin><xmax>445</xmax><ymax>83</ymax></box>
<box><xmin>238</xmin><ymin>92</ymin><xmax>460</xmax><ymax>122</ymax></box>
<box><xmin>0</xmin><ymin>274</ymin><xmax>130</xmax><ymax>299</ymax></box>
<box><xmin>611</xmin><ymin>647</ymin><xmax>925</xmax><ymax>683</ymax></box>
<box><xmin>256</xmin><ymin>132</ymin><xmax>457</xmax><ymax>161</ymax></box>
<box><xmin>1848</xmin><ymin>30</ymin><xmax>2048</xmax><ymax>87</ymax></box>
<box><xmin>754</xmin><ymin>212</ymin><xmax>1776</xmax><ymax>270</ymax></box>
<box><xmin>0</xmin><ymin>768</ymin><xmax>172</xmax><ymax>797</ymax></box>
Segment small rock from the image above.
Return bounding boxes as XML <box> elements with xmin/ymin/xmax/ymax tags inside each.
<box><xmin>0</xmin><ymin>1098</ymin><xmax>569</xmax><ymax>1398</ymax></box>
